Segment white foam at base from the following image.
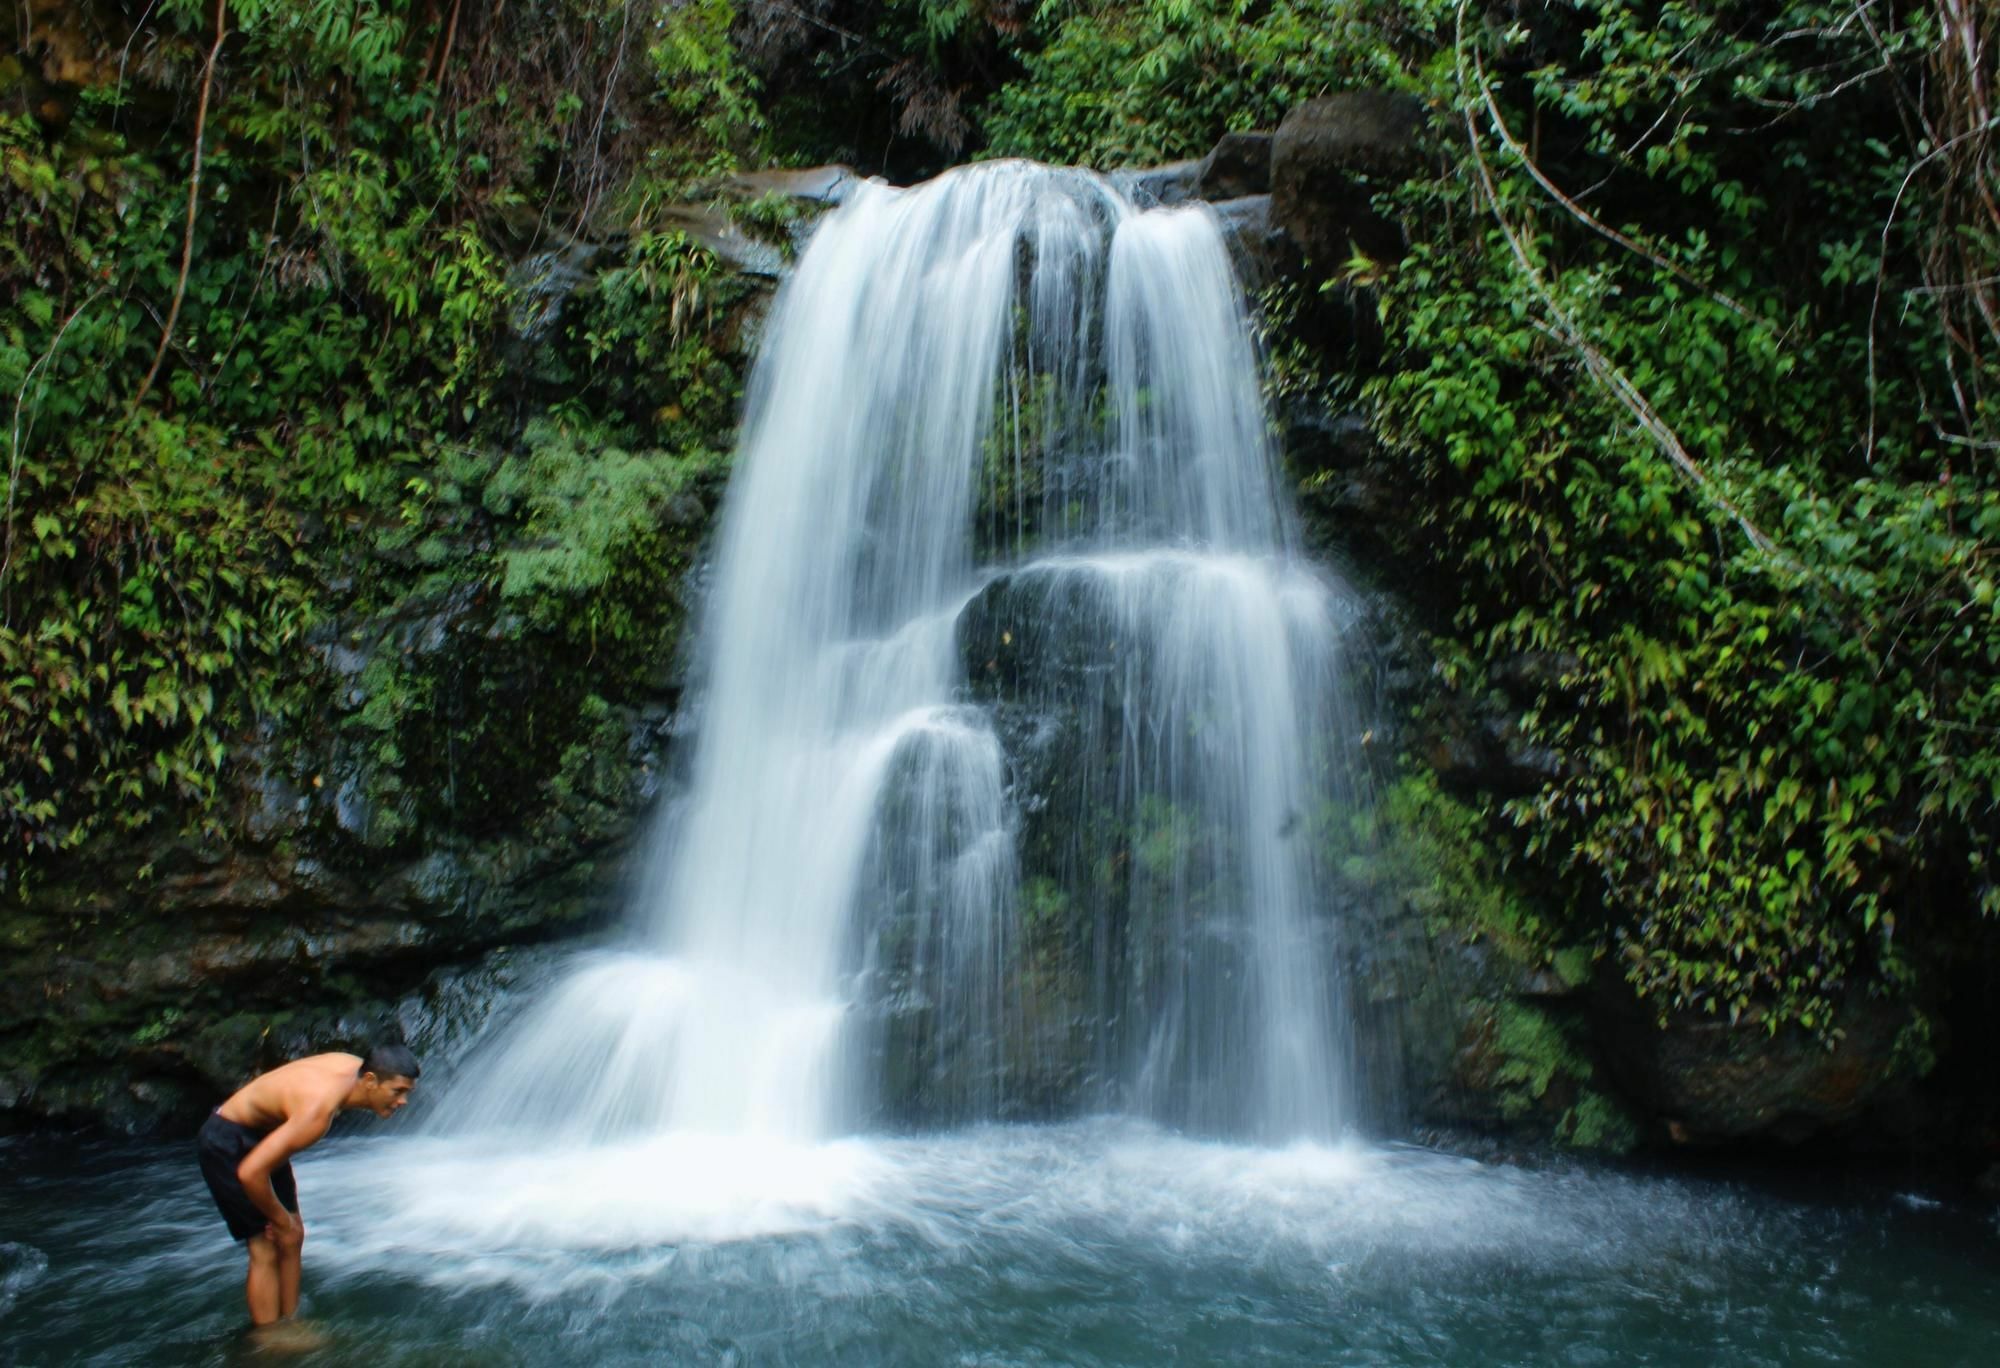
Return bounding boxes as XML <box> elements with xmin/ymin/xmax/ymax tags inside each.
<box><xmin>297</xmin><ymin>1120</ymin><xmax>1734</xmax><ymax>1305</ymax></box>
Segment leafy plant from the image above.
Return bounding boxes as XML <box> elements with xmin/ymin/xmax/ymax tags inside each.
<box><xmin>1</xmin><ymin>2</ymin><xmax>759</xmax><ymax>884</ymax></box>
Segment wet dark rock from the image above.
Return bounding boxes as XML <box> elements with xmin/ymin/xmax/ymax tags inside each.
<box><xmin>1117</xmin><ymin>159</ymin><xmax>1202</xmax><ymax>208</ymax></box>
<box><xmin>1354</xmin><ymin>606</ymin><xmax>1586</xmax><ymax>800</ymax></box>
<box><xmin>508</xmin><ymin>241</ymin><xmax>604</xmax><ymax>342</ymax></box>
<box><xmin>957</xmin><ymin>570</ymin><xmax>1123</xmax><ymax>704</ymax></box>
<box><xmin>1270</xmin><ymin>91</ymin><xmax>1426</xmax><ymax>269</ymax></box>
<box><xmin>373</xmin><ymin>851</ymin><xmax>472</xmax><ymax>915</ymax></box>
<box><xmin>1479</xmin><ymin>716</ymin><xmax>1567</xmax><ymax>786</ymax></box>
<box><xmin>1596</xmin><ymin>992</ymin><xmax>1912</xmax><ymax>1145</ymax></box>
<box><xmin>244</xmin><ymin>762</ymin><xmax>306</xmax><ymax>846</ymax></box>
<box><xmin>1211</xmin><ymin>195</ymin><xmax>1299</xmax><ymax>288</ymax></box>
<box><xmin>1286</xmin><ymin>404</ymin><xmax>1402</xmax><ymax>556</ymax></box>
<box><xmin>1288</xmin><ymin>405</ymin><xmax>1379</xmax><ymax>478</ymax></box>
<box><xmin>1193</xmin><ymin>132</ymin><xmax>1273</xmax><ymax>201</ymax></box>
<box><xmin>0</xmin><ymin>562</ymin><xmax>684</xmax><ymax>1134</ymax></box>
<box><xmin>1338</xmin><ymin>868</ymin><xmax>1600</xmax><ymax>1142</ymax></box>
<box><xmin>0</xmin><ymin>819</ymin><xmax>647</xmax><ymax>1134</ymax></box>
<box><xmin>1278</xmin><ymin>91</ymin><xmax>1427</xmax><ymax>177</ymax></box>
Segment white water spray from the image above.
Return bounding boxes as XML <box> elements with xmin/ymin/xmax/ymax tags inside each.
<box><xmin>443</xmin><ymin>160</ymin><xmax>1361</xmax><ymax>1150</ymax></box>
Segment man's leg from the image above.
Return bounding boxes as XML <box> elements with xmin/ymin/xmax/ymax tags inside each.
<box><xmin>244</xmin><ymin>1235</ymin><xmax>282</xmax><ymax>1326</ymax></box>
<box><xmin>276</xmin><ymin>1221</ymin><xmax>303</xmax><ymax>1318</ymax></box>
<box><xmin>272</xmin><ymin>1166</ymin><xmax>304</xmax><ymax>1318</ymax></box>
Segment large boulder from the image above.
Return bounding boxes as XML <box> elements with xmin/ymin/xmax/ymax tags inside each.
<box><xmin>725</xmin><ymin>164</ymin><xmax>860</xmax><ymax>206</ymax></box>
<box><xmin>1193</xmin><ymin>132</ymin><xmax>1273</xmax><ymax>200</ymax></box>
<box><xmin>583</xmin><ymin>164</ymin><xmax>860</xmax><ymax>278</ymax></box>
<box><xmin>1116</xmin><ymin>159</ymin><xmax>1203</xmax><ymax>208</ymax></box>
<box><xmin>1270</xmin><ymin>91</ymin><xmax>1426</xmax><ymax>268</ymax></box>
<box><xmin>1594</xmin><ymin>991</ymin><xmax>1912</xmax><ymax>1145</ymax></box>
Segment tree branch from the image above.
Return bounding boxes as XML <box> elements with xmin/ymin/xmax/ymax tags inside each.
<box><xmin>1452</xmin><ymin>1</ymin><xmax>1785</xmax><ymax>563</ymax></box>
<box><xmin>127</xmin><ymin>0</ymin><xmax>227</xmax><ymax>421</ymax></box>
<box><xmin>1468</xmin><ymin>37</ymin><xmax>1763</xmax><ymax>326</ymax></box>
<box><xmin>434</xmin><ymin>0</ymin><xmax>464</xmax><ymax>91</ymax></box>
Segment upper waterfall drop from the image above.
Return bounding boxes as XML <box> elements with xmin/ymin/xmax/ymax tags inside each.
<box><xmin>438</xmin><ymin>159</ymin><xmax>1363</xmax><ymax>1148</ymax></box>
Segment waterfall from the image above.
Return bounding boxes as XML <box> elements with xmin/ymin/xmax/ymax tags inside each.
<box><xmin>441</xmin><ymin>160</ymin><xmax>1363</xmax><ymax>1147</ymax></box>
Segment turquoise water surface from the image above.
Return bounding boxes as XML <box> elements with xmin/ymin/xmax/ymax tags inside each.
<box><xmin>3</xmin><ymin>1122</ymin><xmax>1995</xmax><ymax>1366</ymax></box>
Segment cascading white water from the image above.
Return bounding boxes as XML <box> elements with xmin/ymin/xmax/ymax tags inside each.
<box><xmin>442</xmin><ymin>159</ymin><xmax>1361</xmax><ymax>1150</ymax></box>
<box><xmin>987</xmin><ymin>550</ymin><xmax>1354</xmax><ymax>1139</ymax></box>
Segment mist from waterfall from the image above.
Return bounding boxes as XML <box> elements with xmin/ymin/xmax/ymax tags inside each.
<box><xmin>440</xmin><ymin>159</ymin><xmax>1362</xmax><ymax>1148</ymax></box>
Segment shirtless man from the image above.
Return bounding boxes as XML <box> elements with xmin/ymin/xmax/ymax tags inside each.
<box><xmin>196</xmin><ymin>1043</ymin><xmax>419</xmax><ymax>1326</ymax></box>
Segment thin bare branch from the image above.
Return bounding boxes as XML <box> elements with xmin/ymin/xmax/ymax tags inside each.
<box><xmin>1452</xmin><ymin>1</ymin><xmax>1785</xmax><ymax>563</ymax></box>
<box><xmin>1469</xmin><ymin>45</ymin><xmax>1764</xmax><ymax>326</ymax></box>
<box><xmin>1862</xmin><ymin>114</ymin><xmax>2000</xmax><ymax>459</ymax></box>
<box><xmin>435</xmin><ymin>0</ymin><xmax>464</xmax><ymax>91</ymax></box>
<box><xmin>127</xmin><ymin>0</ymin><xmax>227</xmax><ymax>421</ymax></box>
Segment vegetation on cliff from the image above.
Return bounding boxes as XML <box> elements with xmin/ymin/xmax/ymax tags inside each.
<box><xmin>2</xmin><ymin>0</ymin><xmax>753</xmax><ymax>877</ymax></box>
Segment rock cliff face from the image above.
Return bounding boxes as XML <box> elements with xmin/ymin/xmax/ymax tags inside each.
<box><xmin>0</xmin><ymin>559</ymin><xmax>685</xmax><ymax>1133</ymax></box>
<box><xmin>4</xmin><ymin>122</ymin><xmax>1984</xmax><ymax>1165</ymax></box>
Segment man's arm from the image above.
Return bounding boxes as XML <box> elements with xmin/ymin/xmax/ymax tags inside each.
<box><xmin>236</xmin><ymin>1112</ymin><xmax>331</xmax><ymax>1231</ymax></box>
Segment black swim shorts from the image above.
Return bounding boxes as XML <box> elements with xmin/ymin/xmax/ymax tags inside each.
<box><xmin>196</xmin><ymin>1111</ymin><xmax>298</xmax><ymax>1241</ymax></box>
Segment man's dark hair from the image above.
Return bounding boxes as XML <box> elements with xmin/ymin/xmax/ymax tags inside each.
<box><xmin>360</xmin><ymin>1042</ymin><xmax>421</xmax><ymax>1081</ymax></box>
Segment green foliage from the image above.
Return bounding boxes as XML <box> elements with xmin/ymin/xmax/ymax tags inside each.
<box><xmin>1491</xmin><ymin>1001</ymin><xmax>1570</xmax><ymax>1110</ymax></box>
<box><xmin>0</xmin><ymin>405</ymin><xmax>311</xmax><ymax>860</ymax></box>
<box><xmin>1488</xmin><ymin>1001</ymin><xmax>1637</xmax><ymax>1151</ymax></box>
<box><xmin>317</xmin><ymin>402</ymin><xmax>729</xmax><ymax>844</ymax></box>
<box><xmin>985</xmin><ymin>0</ymin><xmax>1417</xmax><ymax>165</ymax></box>
<box><xmin>1361</xmin><ymin>0</ymin><xmax>1999</xmax><ymax>1035</ymax></box>
<box><xmin>1020</xmin><ymin>875</ymin><xmax>1071</xmax><ymax>933</ymax></box>
<box><xmin>1362</xmin><ymin>771</ymin><xmax>1554</xmax><ymax>962</ymax></box>
<box><xmin>131</xmin><ymin>1006</ymin><xmax>185</xmax><ymax>1048</ymax></box>
<box><xmin>492</xmin><ymin>416</ymin><xmax>726</xmax><ymax>639</ymax></box>
<box><xmin>1</xmin><ymin>2</ymin><xmax>757</xmax><ymax>880</ymax></box>
<box><xmin>9</xmin><ymin>0</ymin><xmax>1993</xmax><ymax>1070</ymax></box>
<box><xmin>573</xmin><ymin>229</ymin><xmax>750</xmax><ymax>441</ymax></box>
<box><xmin>1562</xmin><ymin>1088</ymin><xmax>1640</xmax><ymax>1151</ymax></box>
<box><xmin>649</xmin><ymin>0</ymin><xmax>768</xmax><ymax>177</ymax></box>
<box><xmin>741</xmin><ymin>0</ymin><xmax>1034</xmax><ymax>172</ymax></box>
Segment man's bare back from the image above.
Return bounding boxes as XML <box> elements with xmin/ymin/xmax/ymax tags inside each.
<box><xmin>216</xmin><ymin>1052</ymin><xmax>372</xmax><ymax>1132</ymax></box>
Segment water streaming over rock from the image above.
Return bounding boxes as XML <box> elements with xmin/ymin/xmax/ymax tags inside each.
<box><xmin>443</xmin><ymin>160</ymin><xmax>1364</xmax><ymax>1148</ymax></box>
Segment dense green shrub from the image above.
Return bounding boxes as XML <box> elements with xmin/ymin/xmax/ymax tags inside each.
<box><xmin>1</xmin><ymin>1</ymin><xmax>760</xmax><ymax>877</ymax></box>
<box><xmin>985</xmin><ymin>0</ymin><xmax>1418</xmax><ymax>164</ymax></box>
<box><xmin>1367</xmin><ymin>0</ymin><xmax>1998</xmax><ymax>1032</ymax></box>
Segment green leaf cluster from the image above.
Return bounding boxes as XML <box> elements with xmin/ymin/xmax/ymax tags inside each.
<box><xmin>1363</xmin><ymin>0</ymin><xmax>1998</xmax><ymax>1033</ymax></box>
<box><xmin>984</xmin><ymin>0</ymin><xmax>1422</xmax><ymax>164</ymax></box>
